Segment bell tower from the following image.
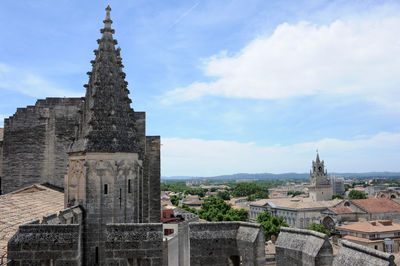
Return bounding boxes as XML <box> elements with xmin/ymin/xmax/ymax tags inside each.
<box><xmin>308</xmin><ymin>152</ymin><xmax>332</xmax><ymax>201</ymax></box>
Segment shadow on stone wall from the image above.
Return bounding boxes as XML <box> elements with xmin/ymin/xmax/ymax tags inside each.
<box><xmin>189</xmin><ymin>222</ymin><xmax>265</xmax><ymax>266</ymax></box>
<box><xmin>276</xmin><ymin>227</ymin><xmax>396</xmax><ymax>266</ymax></box>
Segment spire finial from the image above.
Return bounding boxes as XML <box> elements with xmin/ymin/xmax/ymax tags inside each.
<box><xmin>103</xmin><ymin>5</ymin><xmax>113</xmax><ymax>31</ymax></box>
<box><xmin>106</xmin><ymin>5</ymin><xmax>111</xmax><ymax>18</ymax></box>
<box><xmin>316</xmin><ymin>150</ymin><xmax>320</xmax><ymax>163</ymax></box>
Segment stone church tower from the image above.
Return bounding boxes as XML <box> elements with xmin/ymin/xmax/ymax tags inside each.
<box><xmin>64</xmin><ymin>6</ymin><xmax>160</xmax><ymax>265</ymax></box>
<box><xmin>308</xmin><ymin>153</ymin><xmax>332</xmax><ymax>201</ymax></box>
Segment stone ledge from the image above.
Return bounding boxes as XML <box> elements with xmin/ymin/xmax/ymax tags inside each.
<box><xmin>190</xmin><ymin>221</ymin><xmax>262</xmax><ymax>229</ymax></box>
<box><xmin>340</xmin><ymin>239</ymin><xmax>394</xmax><ymax>262</ymax></box>
<box><xmin>280</xmin><ymin>226</ymin><xmax>328</xmax><ymax>239</ymax></box>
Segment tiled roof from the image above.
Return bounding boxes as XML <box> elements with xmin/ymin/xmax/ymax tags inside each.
<box><xmin>331</xmin><ymin>206</ymin><xmax>354</xmax><ymax>214</ymax></box>
<box><xmin>251</xmin><ymin>197</ymin><xmax>342</xmax><ymax>210</ymax></box>
<box><xmin>184</xmin><ymin>200</ymin><xmax>203</xmax><ymax>205</ymax></box>
<box><xmin>338</xmin><ymin>220</ymin><xmax>400</xmax><ymax>233</ymax></box>
<box><xmin>342</xmin><ymin>235</ymin><xmax>385</xmax><ymax>243</ymax></box>
<box><xmin>0</xmin><ymin>184</ymin><xmax>64</xmax><ymax>259</ymax></box>
<box><xmin>352</xmin><ymin>198</ymin><xmax>400</xmax><ymax>213</ymax></box>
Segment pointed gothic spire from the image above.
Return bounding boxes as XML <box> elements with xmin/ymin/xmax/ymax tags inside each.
<box><xmin>316</xmin><ymin>151</ymin><xmax>320</xmax><ymax>163</ymax></box>
<box><xmin>71</xmin><ymin>5</ymin><xmax>138</xmax><ymax>153</ymax></box>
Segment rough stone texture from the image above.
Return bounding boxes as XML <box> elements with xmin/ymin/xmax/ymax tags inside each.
<box><xmin>178</xmin><ymin>222</ymin><xmax>190</xmax><ymax>266</ymax></box>
<box><xmin>333</xmin><ymin>240</ymin><xmax>395</xmax><ymax>266</ymax></box>
<box><xmin>275</xmin><ymin>227</ymin><xmax>333</xmax><ymax>266</ymax></box>
<box><xmin>70</xmin><ymin>5</ymin><xmax>138</xmax><ymax>154</ymax></box>
<box><xmin>146</xmin><ymin>136</ymin><xmax>161</xmax><ymax>223</ymax></box>
<box><xmin>105</xmin><ymin>223</ymin><xmax>164</xmax><ymax>266</ymax></box>
<box><xmin>1</xmin><ymin>98</ymin><xmax>82</xmax><ymax>194</ymax></box>
<box><xmin>65</xmin><ymin>152</ymin><xmax>155</xmax><ymax>265</ymax></box>
<box><xmin>7</xmin><ymin>223</ymin><xmax>82</xmax><ymax>266</ymax></box>
<box><xmin>0</xmin><ymin>128</ymin><xmax>3</xmax><ymax>195</ymax></box>
<box><xmin>189</xmin><ymin>222</ymin><xmax>265</xmax><ymax>266</ymax></box>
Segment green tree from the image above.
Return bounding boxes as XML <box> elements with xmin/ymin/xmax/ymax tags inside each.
<box><xmin>217</xmin><ymin>191</ymin><xmax>231</xmax><ymax>200</ymax></box>
<box><xmin>198</xmin><ymin>196</ymin><xmax>248</xmax><ymax>222</ymax></box>
<box><xmin>256</xmin><ymin>211</ymin><xmax>288</xmax><ymax>240</ymax></box>
<box><xmin>254</xmin><ymin>190</ymin><xmax>269</xmax><ymax>199</ymax></box>
<box><xmin>170</xmin><ymin>195</ymin><xmax>183</xmax><ymax>206</ymax></box>
<box><xmin>232</xmin><ymin>182</ymin><xmax>268</xmax><ymax>197</ymax></box>
<box><xmin>349</xmin><ymin>190</ymin><xmax>367</xmax><ymax>199</ymax></box>
<box><xmin>161</xmin><ymin>182</ymin><xmax>189</xmax><ymax>193</ymax></box>
<box><xmin>246</xmin><ymin>195</ymin><xmax>256</xmax><ymax>201</ymax></box>
<box><xmin>184</xmin><ymin>188</ymin><xmax>207</xmax><ymax>197</ymax></box>
<box><xmin>181</xmin><ymin>204</ymin><xmax>198</xmax><ymax>215</ymax></box>
<box><xmin>306</xmin><ymin>223</ymin><xmax>330</xmax><ymax>236</ymax></box>
<box><xmin>332</xmin><ymin>194</ymin><xmax>344</xmax><ymax>200</ymax></box>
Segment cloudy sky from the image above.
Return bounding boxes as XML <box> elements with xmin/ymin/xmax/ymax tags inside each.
<box><xmin>1</xmin><ymin>0</ymin><xmax>400</xmax><ymax>176</ymax></box>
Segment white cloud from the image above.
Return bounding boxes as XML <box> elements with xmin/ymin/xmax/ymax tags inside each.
<box><xmin>165</xmin><ymin>16</ymin><xmax>400</xmax><ymax>109</ymax></box>
<box><xmin>161</xmin><ymin>132</ymin><xmax>400</xmax><ymax>176</ymax></box>
<box><xmin>0</xmin><ymin>63</ymin><xmax>81</xmax><ymax>98</ymax></box>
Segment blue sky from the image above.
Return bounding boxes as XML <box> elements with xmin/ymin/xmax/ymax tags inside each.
<box><xmin>1</xmin><ymin>0</ymin><xmax>400</xmax><ymax>176</ymax></box>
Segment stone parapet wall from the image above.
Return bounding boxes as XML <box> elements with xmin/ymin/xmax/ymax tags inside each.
<box><xmin>333</xmin><ymin>240</ymin><xmax>395</xmax><ymax>266</ymax></box>
<box><xmin>276</xmin><ymin>227</ymin><xmax>333</xmax><ymax>266</ymax></box>
<box><xmin>7</xmin><ymin>224</ymin><xmax>82</xmax><ymax>266</ymax></box>
<box><xmin>41</xmin><ymin>206</ymin><xmax>83</xmax><ymax>225</ymax></box>
<box><xmin>105</xmin><ymin>223</ymin><xmax>164</xmax><ymax>265</ymax></box>
<box><xmin>189</xmin><ymin>222</ymin><xmax>265</xmax><ymax>266</ymax></box>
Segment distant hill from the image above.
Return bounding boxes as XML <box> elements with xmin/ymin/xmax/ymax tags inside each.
<box><xmin>162</xmin><ymin>172</ymin><xmax>400</xmax><ymax>181</ymax></box>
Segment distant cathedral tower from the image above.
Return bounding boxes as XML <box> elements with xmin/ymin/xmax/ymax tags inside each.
<box><xmin>308</xmin><ymin>152</ymin><xmax>332</xmax><ymax>201</ymax></box>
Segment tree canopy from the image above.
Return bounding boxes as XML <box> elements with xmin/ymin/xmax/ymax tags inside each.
<box><xmin>287</xmin><ymin>191</ymin><xmax>304</xmax><ymax>197</ymax></box>
<box><xmin>232</xmin><ymin>182</ymin><xmax>269</xmax><ymax>199</ymax></box>
<box><xmin>332</xmin><ymin>194</ymin><xmax>344</xmax><ymax>199</ymax></box>
<box><xmin>217</xmin><ymin>190</ymin><xmax>231</xmax><ymax>200</ymax></box>
<box><xmin>256</xmin><ymin>211</ymin><xmax>288</xmax><ymax>240</ymax></box>
<box><xmin>306</xmin><ymin>222</ymin><xmax>331</xmax><ymax>236</ymax></box>
<box><xmin>198</xmin><ymin>196</ymin><xmax>248</xmax><ymax>222</ymax></box>
<box><xmin>170</xmin><ymin>195</ymin><xmax>183</xmax><ymax>206</ymax></box>
<box><xmin>348</xmin><ymin>190</ymin><xmax>367</xmax><ymax>199</ymax></box>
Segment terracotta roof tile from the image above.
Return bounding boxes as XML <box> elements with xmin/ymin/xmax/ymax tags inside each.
<box><xmin>0</xmin><ymin>184</ymin><xmax>64</xmax><ymax>259</ymax></box>
<box><xmin>352</xmin><ymin>198</ymin><xmax>400</xmax><ymax>213</ymax></box>
<box><xmin>338</xmin><ymin>220</ymin><xmax>400</xmax><ymax>233</ymax></box>
<box><xmin>331</xmin><ymin>206</ymin><xmax>354</xmax><ymax>214</ymax></box>
<box><xmin>342</xmin><ymin>235</ymin><xmax>395</xmax><ymax>243</ymax></box>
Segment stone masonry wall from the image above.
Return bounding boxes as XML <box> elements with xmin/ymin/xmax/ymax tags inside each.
<box><xmin>1</xmin><ymin>98</ymin><xmax>156</xmax><ymax>196</ymax></box>
<box><xmin>105</xmin><ymin>223</ymin><xmax>164</xmax><ymax>265</ymax></box>
<box><xmin>0</xmin><ymin>129</ymin><xmax>3</xmax><ymax>194</ymax></box>
<box><xmin>189</xmin><ymin>222</ymin><xmax>265</xmax><ymax>266</ymax></box>
<box><xmin>276</xmin><ymin>227</ymin><xmax>396</xmax><ymax>266</ymax></box>
<box><xmin>2</xmin><ymin>98</ymin><xmax>82</xmax><ymax>194</ymax></box>
<box><xmin>275</xmin><ymin>227</ymin><xmax>333</xmax><ymax>266</ymax></box>
<box><xmin>7</xmin><ymin>206</ymin><xmax>83</xmax><ymax>265</ymax></box>
<box><xmin>7</xmin><ymin>223</ymin><xmax>82</xmax><ymax>266</ymax></box>
<box><xmin>145</xmin><ymin>136</ymin><xmax>161</xmax><ymax>223</ymax></box>
<box><xmin>333</xmin><ymin>240</ymin><xmax>396</xmax><ymax>266</ymax></box>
